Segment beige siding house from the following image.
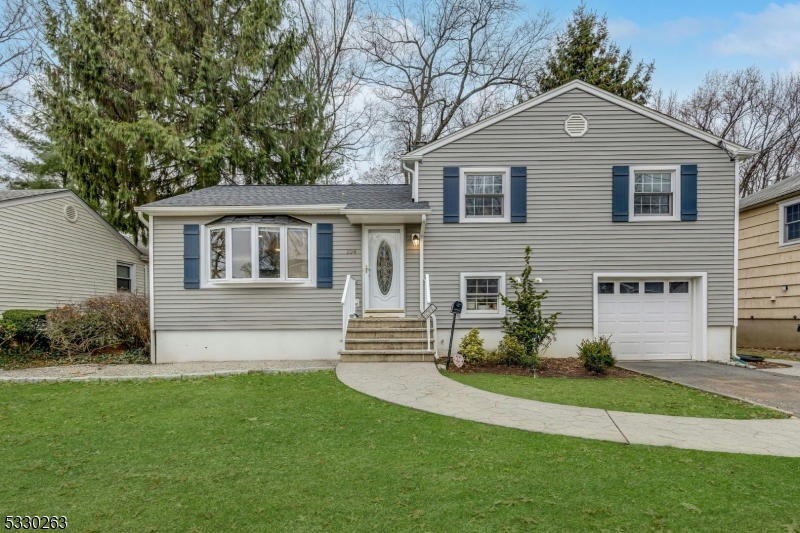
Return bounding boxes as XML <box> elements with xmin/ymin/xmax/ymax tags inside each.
<box><xmin>138</xmin><ymin>80</ymin><xmax>754</xmax><ymax>363</ymax></box>
<box><xmin>0</xmin><ymin>189</ymin><xmax>148</xmax><ymax>314</ymax></box>
<box><xmin>739</xmin><ymin>175</ymin><xmax>800</xmax><ymax>349</ymax></box>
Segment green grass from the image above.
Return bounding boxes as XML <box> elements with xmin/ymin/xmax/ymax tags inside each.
<box><xmin>1</xmin><ymin>372</ymin><xmax>799</xmax><ymax>532</ymax></box>
<box><xmin>446</xmin><ymin>372</ymin><xmax>786</xmax><ymax>419</ymax></box>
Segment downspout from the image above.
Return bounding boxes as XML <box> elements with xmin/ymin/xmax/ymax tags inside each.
<box><xmin>732</xmin><ymin>157</ymin><xmax>741</xmax><ymax>360</ymax></box>
<box><xmin>402</xmin><ymin>160</ymin><xmax>417</xmax><ymax>201</ymax></box>
<box><xmin>419</xmin><ymin>214</ymin><xmax>426</xmax><ymax>313</ymax></box>
<box><xmin>138</xmin><ymin>210</ymin><xmax>156</xmax><ymax>364</ymax></box>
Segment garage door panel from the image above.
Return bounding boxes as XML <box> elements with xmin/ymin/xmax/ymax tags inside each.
<box><xmin>618</xmin><ymin>321</ymin><xmax>643</xmax><ymax>334</ymax></box>
<box><xmin>598</xmin><ymin>279</ymin><xmax>693</xmax><ymax>361</ymax></box>
<box><xmin>643</xmin><ymin>320</ymin><xmax>668</xmax><ymax>334</ymax></box>
<box><xmin>668</xmin><ymin>321</ymin><xmax>691</xmax><ymax>335</ymax></box>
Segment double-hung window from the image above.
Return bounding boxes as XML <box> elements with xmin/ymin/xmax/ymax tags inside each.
<box><xmin>780</xmin><ymin>200</ymin><xmax>800</xmax><ymax>247</ymax></box>
<box><xmin>460</xmin><ymin>272</ymin><xmax>506</xmax><ymax>318</ymax></box>
<box><xmin>116</xmin><ymin>263</ymin><xmax>133</xmax><ymax>292</ymax></box>
<box><xmin>460</xmin><ymin>168</ymin><xmax>510</xmax><ymax>222</ymax></box>
<box><xmin>206</xmin><ymin>216</ymin><xmax>313</xmax><ymax>284</ymax></box>
<box><xmin>629</xmin><ymin>166</ymin><xmax>680</xmax><ymax>221</ymax></box>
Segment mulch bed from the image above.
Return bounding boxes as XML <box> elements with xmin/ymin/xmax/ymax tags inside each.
<box><xmin>447</xmin><ymin>357</ymin><xmax>640</xmax><ymax>379</ymax></box>
<box><xmin>748</xmin><ymin>360</ymin><xmax>792</xmax><ymax>369</ymax></box>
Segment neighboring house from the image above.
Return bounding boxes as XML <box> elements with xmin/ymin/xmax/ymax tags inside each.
<box><xmin>738</xmin><ymin>175</ymin><xmax>800</xmax><ymax>349</ymax></box>
<box><xmin>136</xmin><ymin>80</ymin><xmax>754</xmax><ymax>364</ymax></box>
<box><xmin>0</xmin><ymin>189</ymin><xmax>148</xmax><ymax>314</ymax></box>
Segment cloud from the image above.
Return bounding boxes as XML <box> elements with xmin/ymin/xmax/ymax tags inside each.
<box><xmin>608</xmin><ymin>16</ymin><xmax>708</xmax><ymax>45</ymax></box>
<box><xmin>608</xmin><ymin>18</ymin><xmax>643</xmax><ymax>40</ymax></box>
<box><xmin>714</xmin><ymin>3</ymin><xmax>800</xmax><ymax>60</ymax></box>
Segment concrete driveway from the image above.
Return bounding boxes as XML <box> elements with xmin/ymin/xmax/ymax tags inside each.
<box><xmin>618</xmin><ymin>361</ymin><xmax>800</xmax><ymax>416</ymax></box>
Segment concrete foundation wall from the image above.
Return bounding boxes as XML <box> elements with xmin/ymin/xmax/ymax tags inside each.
<box><xmin>155</xmin><ymin>330</ymin><xmax>341</xmax><ymax>363</ymax></box>
<box><xmin>738</xmin><ymin>319</ymin><xmax>800</xmax><ymax>350</ymax></box>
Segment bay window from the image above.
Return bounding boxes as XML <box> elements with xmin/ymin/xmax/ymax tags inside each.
<box><xmin>205</xmin><ymin>217</ymin><xmax>313</xmax><ymax>284</ymax></box>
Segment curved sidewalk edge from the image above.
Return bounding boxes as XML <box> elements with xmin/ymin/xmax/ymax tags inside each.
<box><xmin>336</xmin><ymin>362</ymin><xmax>800</xmax><ymax>457</ymax></box>
<box><xmin>0</xmin><ymin>366</ymin><xmax>335</xmax><ymax>384</ymax></box>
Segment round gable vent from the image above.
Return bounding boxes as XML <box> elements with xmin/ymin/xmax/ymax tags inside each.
<box><xmin>64</xmin><ymin>204</ymin><xmax>78</xmax><ymax>223</ymax></box>
<box><xmin>564</xmin><ymin>113</ymin><xmax>588</xmax><ymax>137</ymax></box>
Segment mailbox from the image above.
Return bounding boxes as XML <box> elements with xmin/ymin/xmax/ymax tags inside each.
<box><xmin>451</xmin><ymin>301</ymin><xmax>463</xmax><ymax>315</ymax></box>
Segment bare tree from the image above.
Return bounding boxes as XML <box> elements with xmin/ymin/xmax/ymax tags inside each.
<box><xmin>358</xmin><ymin>0</ymin><xmax>555</xmax><ymax>165</ymax></box>
<box><xmin>293</xmin><ymin>0</ymin><xmax>378</xmax><ymax>183</ymax></box>
<box><xmin>0</xmin><ymin>0</ymin><xmax>36</xmax><ymax>103</ymax></box>
<box><xmin>652</xmin><ymin>68</ymin><xmax>800</xmax><ymax>196</ymax></box>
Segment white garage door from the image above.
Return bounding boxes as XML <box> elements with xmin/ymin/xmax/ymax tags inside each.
<box><xmin>598</xmin><ymin>280</ymin><xmax>692</xmax><ymax>360</ymax></box>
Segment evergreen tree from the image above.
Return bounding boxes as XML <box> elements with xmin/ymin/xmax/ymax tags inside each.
<box><xmin>536</xmin><ymin>4</ymin><xmax>654</xmax><ymax>104</ymax></box>
<box><xmin>36</xmin><ymin>0</ymin><xmax>328</xmax><ymax>241</ymax></box>
<box><xmin>1</xmin><ymin>118</ymin><xmax>68</xmax><ymax>190</ymax></box>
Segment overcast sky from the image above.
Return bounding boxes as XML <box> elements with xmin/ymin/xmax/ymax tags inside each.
<box><xmin>540</xmin><ymin>1</ymin><xmax>800</xmax><ymax>97</ymax></box>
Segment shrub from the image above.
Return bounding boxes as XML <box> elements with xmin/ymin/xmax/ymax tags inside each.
<box><xmin>46</xmin><ymin>293</ymin><xmax>149</xmax><ymax>357</ymax></box>
<box><xmin>500</xmin><ymin>246</ymin><xmax>560</xmax><ymax>365</ymax></box>
<box><xmin>1</xmin><ymin>309</ymin><xmax>49</xmax><ymax>352</ymax></box>
<box><xmin>458</xmin><ymin>328</ymin><xmax>486</xmax><ymax>365</ymax></box>
<box><xmin>495</xmin><ymin>335</ymin><xmax>537</xmax><ymax>367</ymax></box>
<box><xmin>578</xmin><ymin>336</ymin><xmax>616</xmax><ymax>374</ymax></box>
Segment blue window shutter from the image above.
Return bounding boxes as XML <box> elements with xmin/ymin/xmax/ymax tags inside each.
<box><xmin>183</xmin><ymin>224</ymin><xmax>200</xmax><ymax>289</ymax></box>
<box><xmin>510</xmin><ymin>167</ymin><xmax>527</xmax><ymax>223</ymax></box>
<box><xmin>317</xmin><ymin>223</ymin><xmax>333</xmax><ymax>288</ymax></box>
<box><xmin>681</xmin><ymin>164</ymin><xmax>698</xmax><ymax>221</ymax></box>
<box><xmin>443</xmin><ymin>167</ymin><xmax>460</xmax><ymax>223</ymax></box>
<box><xmin>612</xmin><ymin>166</ymin><xmax>629</xmax><ymax>222</ymax></box>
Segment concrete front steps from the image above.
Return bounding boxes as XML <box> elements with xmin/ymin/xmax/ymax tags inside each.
<box><xmin>340</xmin><ymin>317</ymin><xmax>435</xmax><ymax>362</ymax></box>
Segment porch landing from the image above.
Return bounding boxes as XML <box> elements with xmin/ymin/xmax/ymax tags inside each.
<box><xmin>336</xmin><ymin>362</ymin><xmax>800</xmax><ymax>457</ymax></box>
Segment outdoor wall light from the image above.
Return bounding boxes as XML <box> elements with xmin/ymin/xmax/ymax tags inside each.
<box><xmin>783</xmin><ymin>285</ymin><xmax>789</xmax><ymax>291</ymax></box>
<box><xmin>411</xmin><ymin>233</ymin><xmax>420</xmax><ymax>246</ymax></box>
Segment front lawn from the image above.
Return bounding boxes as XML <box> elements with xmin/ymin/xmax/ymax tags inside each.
<box><xmin>1</xmin><ymin>372</ymin><xmax>799</xmax><ymax>532</ymax></box>
<box><xmin>446</xmin><ymin>371</ymin><xmax>786</xmax><ymax>419</ymax></box>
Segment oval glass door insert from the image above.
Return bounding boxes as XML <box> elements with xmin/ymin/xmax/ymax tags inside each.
<box><xmin>377</xmin><ymin>240</ymin><xmax>393</xmax><ymax>295</ymax></box>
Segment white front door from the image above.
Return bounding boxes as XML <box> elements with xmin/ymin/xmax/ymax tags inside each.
<box><xmin>598</xmin><ymin>280</ymin><xmax>693</xmax><ymax>360</ymax></box>
<box><xmin>365</xmin><ymin>228</ymin><xmax>404</xmax><ymax>314</ymax></box>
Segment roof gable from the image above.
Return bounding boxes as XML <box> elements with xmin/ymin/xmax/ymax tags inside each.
<box><xmin>402</xmin><ymin>80</ymin><xmax>755</xmax><ymax>161</ymax></box>
<box><xmin>0</xmin><ymin>189</ymin><xmax>145</xmax><ymax>259</ymax></box>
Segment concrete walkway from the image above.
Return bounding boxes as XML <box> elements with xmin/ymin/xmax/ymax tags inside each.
<box><xmin>0</xmin><ymin>360</ymin><xmax>336</xmax><ymax>383</ymax></box>
<box><xmin>619</xmin><ymin>360</ymin><xmax>800</xmax><ymax>416</ymax></box>
<box><xmin>336</xmin><ymin>362</ymin><xmax>800</xmax><ymax>457</ymax></box>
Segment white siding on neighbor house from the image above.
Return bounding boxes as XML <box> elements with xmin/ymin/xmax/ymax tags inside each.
<box><xmin>151</xmin><ymin>214</ymin><xmax>362</xmax><ymax>331</ymax></box>
<box><xmin>417</xmin><ymin>88</ymin><xmax>737</xmax><ymax>329</ymax></box>
<box><xmin>0</xmin><ymin>194</ymin><xmax>146</xmax><ymax>314</ymax></box>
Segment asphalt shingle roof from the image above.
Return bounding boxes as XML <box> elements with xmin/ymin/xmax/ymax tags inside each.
<box><xmin>140</xmin><ymin>184</ymin><xmax>429</xmax><ymax>210</ymax></box>
<box><xmin>740</xmin><ymin>174</ymin><xmax>800</xmax><ymax>211</ymax></box>
<box><xmin>0</xmin><ymin>189</ymin><xmax>64</xmax><ymax>203</ymax></box>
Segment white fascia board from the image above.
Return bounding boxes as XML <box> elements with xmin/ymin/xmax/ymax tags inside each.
<box><xmin>401</xmin><ymin>80</ymin><xmax>754</xmax><ymax>161</ymax></box>
<box><xmin>344</xmin><ymin>209</ymin><xmax>431</xmax><ymax>225</ymax></box>
<box><xmin>136</xmin><ymin>204</ymin><xmax>348</xmax><ymax>216</ymax></box>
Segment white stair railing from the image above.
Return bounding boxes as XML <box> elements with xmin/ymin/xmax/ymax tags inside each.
<box><xmin>424</xmin><ymin>274</ymin><xmax>437</xmax><ymax>356</ymax></box>
<box><xmin>341</xmin><ymin>275</ymin><xmax>357</xmax><ymax>341</ymax></box>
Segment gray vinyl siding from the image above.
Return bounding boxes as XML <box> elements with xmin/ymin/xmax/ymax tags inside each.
<box><xmin>419</xmin><ymin>88</ymin><xmax>736</xmax><ymax>328</ymax></box>
<box><xmin>0</xmin><ymin>195</ymin><xmax>146</xmax><ymax>314</ymax></box>
<box><xmin>151</xmin><ymin>214</ymin><xmax>362</xmax><ymax>330</ymax></box>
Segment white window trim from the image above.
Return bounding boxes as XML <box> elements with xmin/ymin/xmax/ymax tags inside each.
<box><xmin>628</xmin><ymin>165</ymin><xmax>681</xmax><ymax>222</ymax></box>
<box><xmin>778</xmin><ymin>197</ymin><xmax>800</xmax><ymax>248</ymax></box>
<box><xmin>459</xmin><ymin>272</ymin><xmax>506</xmax><ymax>318</ymax></box>
<box><xmin>116</xmin><ymin>261</ymin><xmax>135</xmax><ymax>292</ymax></box>
<box><xmin>460</xmin><ymin>167</ymin><xmax>511</xmax><ymax>223</ymax></box>
<box><xmin>201</xmin><ymin>223</ymin><xmax>316</xmax><ymax>288</ymax></box>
